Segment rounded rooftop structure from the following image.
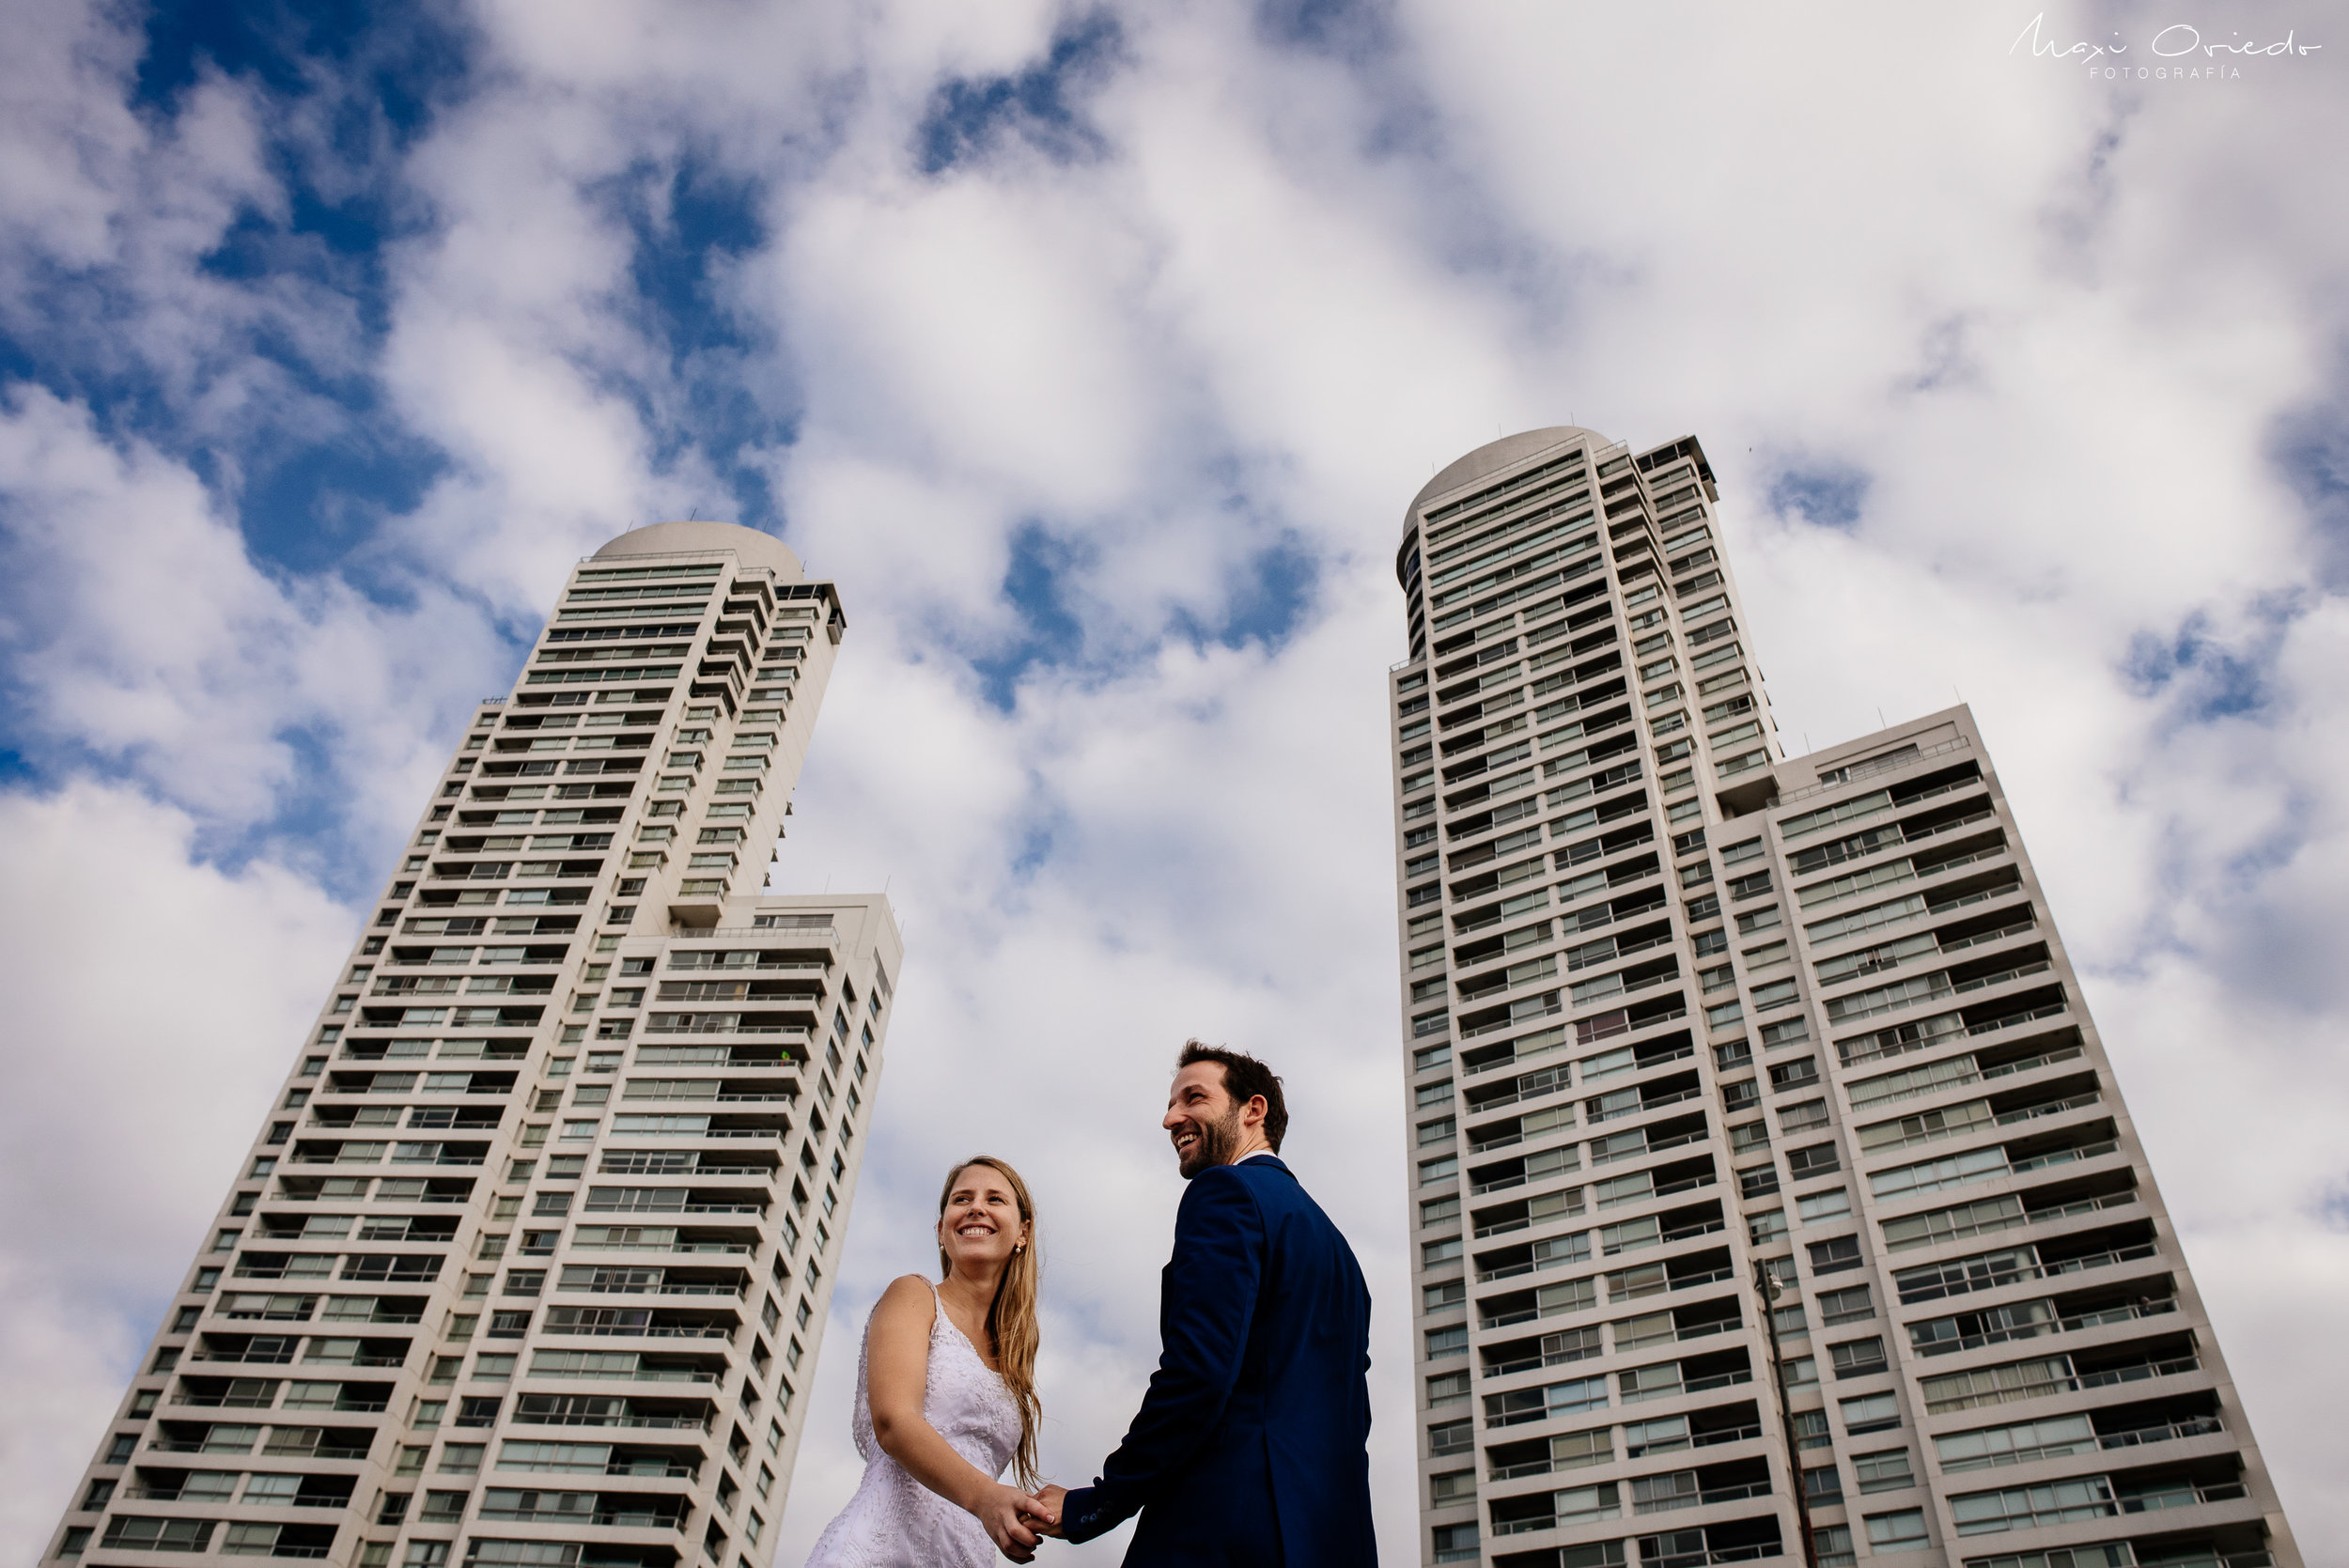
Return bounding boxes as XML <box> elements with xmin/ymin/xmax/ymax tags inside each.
<box><xmin>593</xmin><ymin>520</ymin><xmax>802</xmax><ymax>579</ymax></box>
<box><xmin>1406</xmin><ymin>426</ymin><xmax>1614</xmax><ymax>535</ymax></box>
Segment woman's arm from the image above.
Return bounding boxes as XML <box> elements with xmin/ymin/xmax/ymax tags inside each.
<box><xmin>864</xmin><ymin>1275</ymin><xmax>1052</xmax><ymax>1558</ymax></box>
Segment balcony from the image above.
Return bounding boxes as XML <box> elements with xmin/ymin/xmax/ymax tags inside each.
<box><xmin>1587</xmin><ymin>1073</ymin><xmax>1703</xmax><ymax>1127</ymax></box>
<box><xmin>1893</xmin><ymin>1226</ymin><xmax>2161</xmax><ymax>1305</ymax></box>
<box><xmin>1600</xmin><ymin>1202</ymin><xmax>1726</xmax><ymax>1259</ymax></box>
<box><xmin>1911</xmin><ymin>1294</ymin><xmax>2179</xmax><ymax>1358</ymax></box>
<box><xmin>1630</xmin><ymin>1459</ymin><xmax>1773</xmax><ymax>1516</ymax></box>
<box><xmin>641</xmin><ymin>1013</ymin><xmax>808</xmax><ymax>1038</ymax></box>
<box><xmin>1922</xmin><ymin>1343</ymin><xmax>2202</xmax><ymax>1415</ymax></box>
<box><xmin>1619</xmin><ymin>1348</ymin><xmax>1754</xmax><ymax>1405</ymax></box>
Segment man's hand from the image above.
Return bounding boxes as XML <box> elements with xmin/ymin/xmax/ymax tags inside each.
<box><xmin>1029</xmin><ymin>1484</ymin><xmax>1069</xmax><ymax>1539</ymax></box>
<box><xmin>974</xmin><ymin>1482</ymin><xmax>1050</xmax><ymax>1562</ymax></box>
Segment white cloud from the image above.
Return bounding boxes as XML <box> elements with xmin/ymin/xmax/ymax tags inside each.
<box><xmin>0</xmin><ymin>783</ymin><xmax>355</xmax><ymax>1558</ymax></box>
<box><xmin>0</xmin><ymin>384</ymin><xmax>515</xmax><ymax>862</ymax></box>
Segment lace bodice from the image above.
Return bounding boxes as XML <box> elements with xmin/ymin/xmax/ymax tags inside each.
<box><xmin>803</xmin><ymin>1281</ymin><xmax>1022</xmax><ymax>1568</ymax></box>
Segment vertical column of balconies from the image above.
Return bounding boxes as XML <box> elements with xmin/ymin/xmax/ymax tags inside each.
<box><xmin>1704</xmin><ymin>722</ymin><xmax>2297</xmax><ymax>1568</ymax></box>
<box><xmin>1397</xmin><ymin>431</ymin><xmax>1806</xmax><ymax>1568</ymax></box>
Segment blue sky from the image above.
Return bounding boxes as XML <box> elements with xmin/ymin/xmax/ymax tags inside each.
<box><xmin>3</xmin><ymin>1</ymin><xmax>2348</xmax><ymax>1561</ymax></box>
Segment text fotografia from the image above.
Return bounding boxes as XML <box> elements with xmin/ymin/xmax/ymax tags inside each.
<box><xmin>2011</xmin><ymin>13</ymin><xmax>2322</xmax><ymax>79</ymax></box>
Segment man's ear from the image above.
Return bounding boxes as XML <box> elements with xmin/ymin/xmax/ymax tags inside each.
<box><xmin>1241</xmin><ymin>1094</ymin><xmax>1268</xmax><ymax>1130</ymax></box>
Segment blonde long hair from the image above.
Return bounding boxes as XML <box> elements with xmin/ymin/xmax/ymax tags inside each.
<box><xmin>936</xmin><ymin>1155</ymin><xmax>1042</xmax><ymax>1489</ymax></box>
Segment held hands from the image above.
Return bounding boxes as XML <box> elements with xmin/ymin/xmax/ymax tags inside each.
<box><xmin>1030</xmin><ymin>1484</ymin><xmax>1069</xmax><ymax>1538</ymax></box>
<box><xmin>973</xmin><ymin>1482</ymin><xmax>1060</xmax><ymax>1562</ymax></box>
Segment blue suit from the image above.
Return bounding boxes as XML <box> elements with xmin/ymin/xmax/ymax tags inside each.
<box><xmin>1060</xmin><ymin>1155</ymin><xmax>1376</xmax><ymax>1565</ymax></box>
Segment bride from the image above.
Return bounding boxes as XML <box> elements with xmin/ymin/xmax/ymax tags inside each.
<box><xmin>804</xmin><ymin>1156</ymin><xmax>1059</xmax><ymax>1565</ymax></box>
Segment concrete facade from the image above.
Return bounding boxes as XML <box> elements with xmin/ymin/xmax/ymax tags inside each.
<box><xmin>46</xmin><ymin>522</ymin><xmax>901</xmax><ymax>1568</ymax></box>
<box><xmin>1392</xmin><ymin>431</ymin><xmax>2298</xmax><ymax>1568</ymax></box>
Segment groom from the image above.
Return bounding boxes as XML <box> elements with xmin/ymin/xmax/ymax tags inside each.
<box><xmin>1035</xmin><ymin>1043</ymin><xmax>1377</xmax><ymax>1564</ymax></box>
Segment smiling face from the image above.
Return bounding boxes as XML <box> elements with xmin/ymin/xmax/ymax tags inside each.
<box><xmin>1163</xmin><ymin>1060</ymin><xmax>1265</xmax><ymax>1179</ymax></box>
<box><xmin>936</xmin><ymin>1162</ymin><xmax>1031</xmax><ymax>1277</ymax></box>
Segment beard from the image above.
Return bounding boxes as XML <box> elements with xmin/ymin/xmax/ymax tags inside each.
<box><xmin>1176</xmin><ymin>1106</ymin><xmax>1245</xmax><ymax>1179</ymax></box>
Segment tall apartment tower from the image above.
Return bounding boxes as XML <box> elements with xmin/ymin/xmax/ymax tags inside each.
<box><xmin>46</xmin><ymin>521</ymin><xmax>901</xmax><ymax>1568</ymax></box>
<box><xmin>1392</xmin><ymin>431</ymin><xmax>2298</xmax><ymax>1568</ymax></box>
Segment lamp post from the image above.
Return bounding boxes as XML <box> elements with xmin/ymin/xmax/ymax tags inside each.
<box><xmin>1753</xmin><ymin>1259</ymin><xmax>1822</xmax><ymax>1568</ymax></box>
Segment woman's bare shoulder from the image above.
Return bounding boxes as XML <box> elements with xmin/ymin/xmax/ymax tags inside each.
<box><xmin>871</xmin><ymin>1274</ymin><xmax>939</xmax><ymax>1327</ymax></box>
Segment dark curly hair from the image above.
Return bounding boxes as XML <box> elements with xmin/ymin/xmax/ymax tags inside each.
<box><xmin>1177</xmin><ymin>1040</ymin><xmax>1288</xmax><ymax>1152</ymax></box>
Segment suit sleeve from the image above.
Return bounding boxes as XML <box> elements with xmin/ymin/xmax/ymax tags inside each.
<box><xmin>1060</xmin><ymin>1170</ymin><xmax>1266</xmax><ymax>1544</ymax></box>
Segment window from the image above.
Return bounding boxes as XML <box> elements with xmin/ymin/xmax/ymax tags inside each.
<box><xmin>1864</xmin><ymin>1509</ymin><xmax>1931</xmax><ymax>1551</ymax></box>
<box><xmin>1427</xmin><ymin>1371</ymin><xmax>1470</xmax><ymax>1405</ymax></box>
<box><xmin>1778</xmin><ymin>1098</ymin><xmax>1829</xmax><ymax>1133</ymax></box>
<box><xmin>1423</xmin><ymin>1279</ymin><xmax>1467</xmax><ymax>1312</ymax></box>
<box><xmin>1429</xmin><ymin>1419</ymin><xmax>1472</xmax><ymax>1455</ymax></box>
<box><xmin>1736</xmin><ymin>905</ymin><xmax>1781</xmax><ymax>935</ymax></box>
<box><xmin>1432</xmin><ymin>1523</ymin><xmax>1480</xmax><ymax>1564</ymax></box>
<box><xmin>1818</xmin><ymin>1284</ymin><xmax>1874</xmax><ymax>1325</ymax></box>
<box><xmin>1422</xmin><ymin>1237</ymin><xmax>1463</xmax><ymax>1267</ymax></box>
<box><xmin>1948</xmin><ymin>1476</ymin><xmax>2121</xmax><ymax>1534</ymax></box>
<box><xmin>1749</xmin><ymin>1209</ymin><xmax>1787</xmax><ymax>1245</ymax></box>
<box><xmin>439</xmin><ymin>1443</ymin><xmax>485</xmax><ymax>1473</ymax></box>
<box><xmin>100</xmin><ymin>1518</ymin><xmax>216</xmax><ymax>1552</ymax></box>
<box><xmin>1426</xmin><ymin>1326</ymin><xmax>1469</xmax><ymax>1359</ymax></box>
<box><xmin>1797</xmin><ymin>1188</ymin><xmax>1850</xmax><ymax>1224</ymax></box>
<box><xmin>1781</xmin><ymin>1355</ymin><xmax>1818</xmax><ymax>1387</ymax></box>
<box><xmin>1812</xmin><ymin>1524</ymin><xmax>1855</xmax><ymax>1568</ymax></box>
<box><xmin>1854</xmin><ymin>1448</ymin><xmax>1913</xmax><ymax>1493</ymax></box>
<box><xmin>1419</xmin><ymin>1156</ymin><xmax>1458</xmax><ymax>1186</ymax></box>
<box><xmin>1768</xmin><ymin>1056</ymin><xmax>1819</xmax><ymax>1091</ymax></box>
<box><xmin>1829</xmin><ymin>1336</ymin><xmax>1888</xmax><ymax>1378</ymax></box>
<box><xmin>1803</xmin><ymin>1464</ymin><xmax>1844</xmax><ymax>1504</ymax></box>
<box><xmin>1841</xmin><ymin>1393</ymin><xmax>1900</xmax><ymax>1434</ymax></box>
<box><xmin>1791</xmin><ymin>1409</ymin><xmax>1831</xmax><ymax>1449</ymax></box>
<box><xmin>1738</xmin><ymin>1166</ymin><xmax>1781</xmax><ymax>1200</ymax></box>
<box><xmin>1807</xmin><ymin>1235</ymin><xmax>1862</xmax><ymax>1274</ymax></box>
<box><xmin>1786</xmin><ymin>1142</ymin><xmax>1841</xmax><ymax>1178</ymax></box>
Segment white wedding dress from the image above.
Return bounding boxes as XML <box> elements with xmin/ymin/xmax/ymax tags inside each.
<box><xmin>803</xmin><ymin>1282</ymin><xmax>1022</xmax><ymax>1567</ymax></box>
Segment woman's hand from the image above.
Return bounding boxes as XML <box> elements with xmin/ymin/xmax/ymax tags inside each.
<box><xmin>972</xmin><ymin>1482</ymin><xmax>1054</xmax><ymax>1560</ymax></box>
